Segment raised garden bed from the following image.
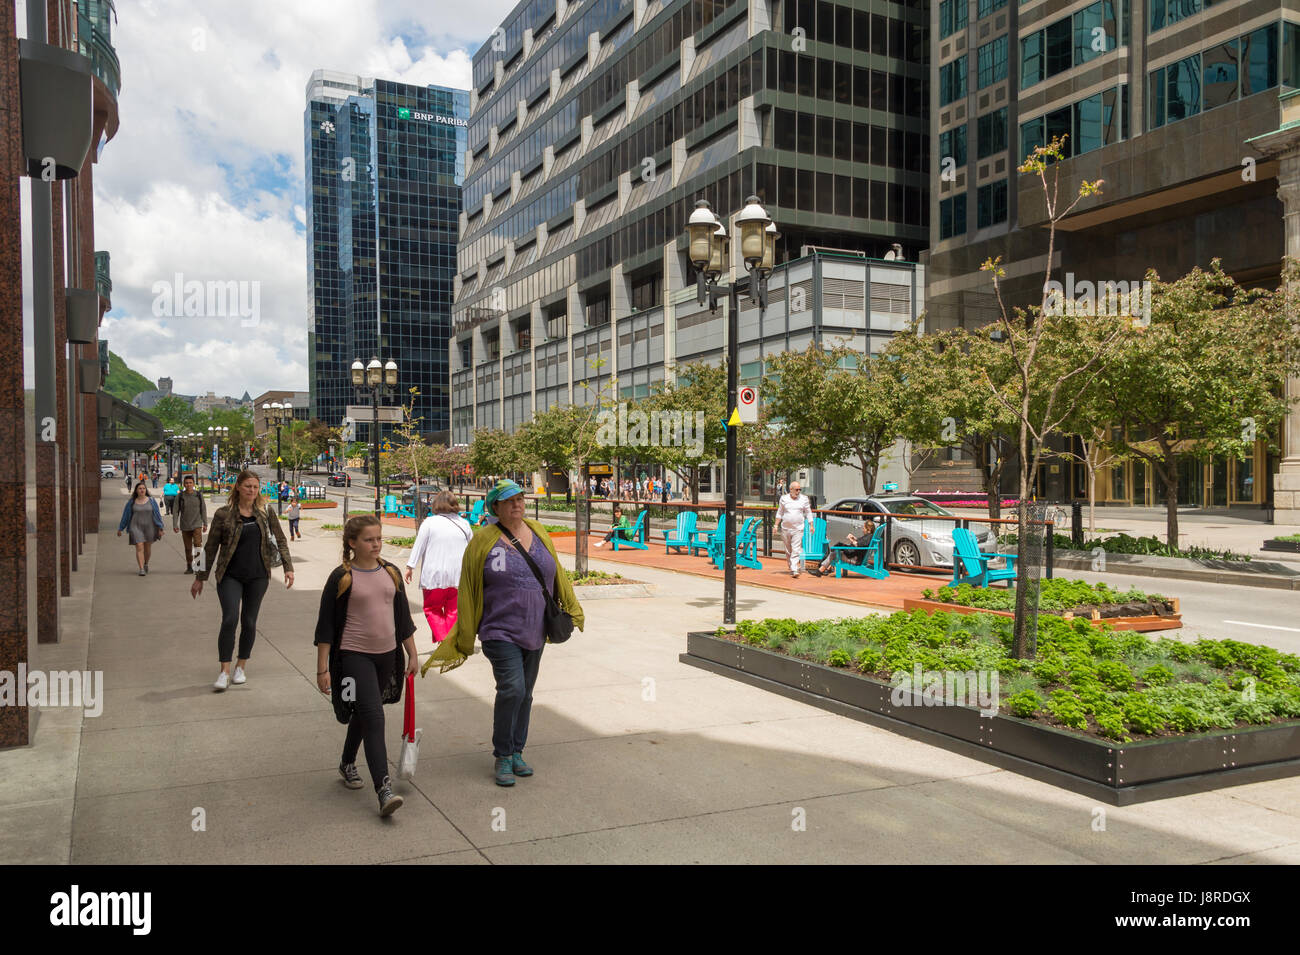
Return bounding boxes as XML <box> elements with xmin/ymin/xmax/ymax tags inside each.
<box><xmin>680</xmin><ymin>612</ymin><xmax>1300</xmax><ymax>803</ymax></box>
<box><xmin>911</xmin><ymin>581</ymin><xmax>1182</xmax><ymax>633</ymax></box>
<box><xmin>1262</xmin><ymin>537</ymin><xmax>1300</xmax><ymax>553</ymax></box>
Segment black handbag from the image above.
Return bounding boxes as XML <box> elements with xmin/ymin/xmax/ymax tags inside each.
<box><xmin>501</xmin><ymin>527</ymin><xmax>574</xmax><ymax>644</ymax></box>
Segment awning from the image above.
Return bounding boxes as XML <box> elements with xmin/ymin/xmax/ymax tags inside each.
<box><xmin>97</xmin><ymin>390</ymin><xmax>164</xmax><ymax>452</ymax></box>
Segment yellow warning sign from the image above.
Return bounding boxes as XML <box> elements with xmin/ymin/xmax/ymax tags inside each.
<box><xmin>727</xmin><ymin>408</ymin><xmax>741</xmax><ymax>427</ymax></box>
<box><xmin>276</xmin><ymin>456</ymin><xmax>283</xmax><ymax>463</ymax></box>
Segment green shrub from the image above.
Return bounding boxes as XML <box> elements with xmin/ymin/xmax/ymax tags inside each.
<box><xmin>854</xmin><ymin>647</ymin><xmax>884</xmax><ymax>674</ymax></box>
<box><xmin>1046</xmin><ymin>690</ymin><xmax>1088</xmax><ymax>729</ymax></box>
<box><xmin>1095</xmin><ymin>712</ymin><xmax>1131</xmax><ymax>742</ymax></box>
<box><xmin>826</xmin><ymin>649</ymin><xmax>852</xmax><ymax>668</ymax></box>
<box><xmin>1140</xmin><ymin>664</ymin><xmax>1175</xmax><ymax>686</ymax></box>
<box><xmin>1007</xmin><ymin>690</ymin><xmax>1042</xmax><ymax>718</ymax></box>
<box><xmin>1121</xmin><ymin>693</ymin><xmax>1166</xmax><ymax>735</ymax></box>
<box><xmin>1095</xmin><ymin>660</ymin><xmax>1136</xmax><ymax>691</ymax></box>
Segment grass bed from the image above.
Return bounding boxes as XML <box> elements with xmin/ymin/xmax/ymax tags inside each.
<box><xmin>715</xmin><ymin>611</ymin><xmax>1300</xmax><ymax>743</ymax></box>
<box><xmin>571</xmin><ymin>570</ymin><xmax>627</xmax><ymax>586</ymax></box>
<box><xmin>1000</xmin><ymin>531</ymin><xmax>1252</xmax><ymax>562</ymax></box>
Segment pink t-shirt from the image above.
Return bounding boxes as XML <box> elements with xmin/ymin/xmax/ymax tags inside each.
<box><xmin>339</xmin><ymin>565</ymin><xmax>397</xmax><ymax>654</ymax></box>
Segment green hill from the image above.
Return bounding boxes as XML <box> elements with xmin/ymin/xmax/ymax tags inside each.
<box><xmin>103</xmin><ymin>351</ymin><xmax>155</xmax><ymax>403</ymax></box>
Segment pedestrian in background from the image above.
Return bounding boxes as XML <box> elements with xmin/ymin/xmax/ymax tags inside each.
<box><xmin>285</xmin><ymin>494</ymin><xmax>302</xmax><ymax>541</ymax></box>
<box><xmin>173</xmin><ymin>474</ymin><xmax>208</xmax><ymax>574</ymax></box>
<box><xmin>776</xmin><ymin>480</ymin><xmax>813</xmax><ymax>579</ymax></box>
<box><xmin>163</xmin><ymin>477</ymin><xmax>179</xmax><ymax>516</ymax></box>
<box><xmin>315</xmin><ymin>514</ymin><xmax>417</xmax><ymax>817</ymax></box>
<box><xmin>192</xmin><ymin>470</ymin><xmax>294</xmax><ymax>691</ymax></box>
<box><xmin>423</xmin><ymin>479</ymin><xmax>584</xmax><ymax>787</ymax></box>
<box><xmin>405</xmin><ymin>491</ymin><xmax>471</xmax><ymax>644</ymax></box>
<box><xmin>117</xmin><ymin>481</ymin><xmax>164</xmax><ymax>576</ymax></box>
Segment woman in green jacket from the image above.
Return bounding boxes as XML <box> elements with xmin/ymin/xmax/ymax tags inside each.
<box><xmin>593</xmin><ymin>504</ymin><xmax>632</xmax><ymax>548</ymax></box>
<box><xmin>422</xmin><ymin>479</ymin><xmax>584</xmax><ymax>786</ymax></box>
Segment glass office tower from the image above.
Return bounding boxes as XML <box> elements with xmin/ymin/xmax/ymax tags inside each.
<box><xmin>305</xmin><ymin>71</ymin><xmax>470</xmax><ymax>440</ymax></box>
<box><xmin>451</xmin><ymin>0</ymin><xmax>929</xmax><ymax>499</ymax></box>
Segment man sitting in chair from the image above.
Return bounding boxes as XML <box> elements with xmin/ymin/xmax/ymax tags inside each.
<box><xmin>808</xmin><ymin>517</ymin><xmax>872</xmax><ymax>578</ymax></box>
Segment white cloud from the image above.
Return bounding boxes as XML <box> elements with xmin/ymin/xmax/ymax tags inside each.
<box><xmin>20</xmin><ymin>0</ymin><xmax>518</xmax><ymax>401</ymax></box>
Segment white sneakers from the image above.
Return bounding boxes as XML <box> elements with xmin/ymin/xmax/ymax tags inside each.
<box><xmin>232</xmin><ymin>666</ymin><xmax>246</xmax><ymax>685</ymax></box>
<box><xmin>213</xmin><ymin>671</ymin><xmax>229</xmax><ymax>692</ymax></box>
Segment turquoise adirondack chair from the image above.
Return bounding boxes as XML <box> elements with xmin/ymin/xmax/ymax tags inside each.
<box><xmin>382</xmin><ymin>494</ymin><xmax>402</xmax><ymax>516</ymax></box>
<box><xmin>802</xmin><ymin>517</ymin><xmax>828</xmax><ymax>565</ymax></box>
<box><xmin>709</xmin><ymin>517</ymin><xmax>762</xmax><ymax>570</ymax></box>
<box><xmin>831</xmin><ymin>523</ymin><xmax>889</xmax><ymax>579</ymax></box>
<box><xmin>688</xmin><ymin>521</ymin><xmax>719</xmax><ymax>556</ymax></box>
<box><xmin>950</xmin><ymin>527</ymin><xmax>1018</xmax><ymax>588</ymax></box>
<box><xmin>610</xmin><ymin>511</ymin><xmax>649</xmax><ymax>551</ymax></box>
<box><xmin>461</xmin><ymin>499</ymin><xmax>485</xmax><ymax>524</ymax></box>
<box><xmin>665</xmin><ymin>511</ymin><xmax>698</xmax><ymax>553</ymax></box>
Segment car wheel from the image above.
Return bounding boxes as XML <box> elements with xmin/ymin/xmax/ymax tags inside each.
<box><xmin>893</xmin><ymin>539</ymin><xmax>921</xmax><ymax>566</ymax></box>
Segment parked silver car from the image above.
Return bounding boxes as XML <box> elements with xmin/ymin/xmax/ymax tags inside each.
<box><xmin>821</xmin><ymin>494</ymin><xmax>996</xmax><ymax>569</ymax></box>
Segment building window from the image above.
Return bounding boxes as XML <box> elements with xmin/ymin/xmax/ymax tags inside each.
<box><xmin>939</xmin><ymin>0</ymin><xmax>968</xmax><ymax>40</ymax></box>
<box><xmin>977</xmin><ymin>36</ymin><xmax>1008</xmax><ymax>89</ymax></box>
<box><xmin>1045</xmin><ymin>18</ymin><xmax>1072</xmax><ymax>76</ymax></box>
<box><xmin>1073</xmin><ymin>93</ymin><xmax>1103</xmax><ymax>154</ymax></box>
<box><xmin>1074</xmin><ymin>2</ymin><xmax>1108</xmax><ymax>66</ymax></box>
<box><xmin>1167</xmin><ymin>53</ymin><xmax>1201</xmax><ymax>123</ymax></box>
<box><xmin>976</xmin><ymin>107</ymin><xmax>1006</xmax><ymax>158</ymax></box>
<box><xmin>976</xmin><ymin>180</ymin><xmax>1007</xmax><ymax>228</ymax></box>
<box><xmin>939</xmin><ymin>56</ymin><xmax>967</xmax><ymax>106</ymax></box>
<box><xmin>631</xmin><ymin>273</ymin><xmax>661</xmax><ymax>312</ymax></box>
<box><xmin>1244</xmin><ymin>24</ymin><xmax>1278</xmax><ymax>96</ymax></box>
<box><xmin>1203</xmin><ymin>39</ymin><xmax>1239</xmax><ymax>111</ymax></box>
<box><xmin>939</xmin><ymin>123</ymin><xmax>967</xmax><ymax>168</ymax></box>
<box><xmin>1021</xmin><ymin>32</ymin><xmax>1043</xmax><ymax>88</ymax></box>
<box><xmin>939</xmin><ymin>192</ymin><xmax>967</xmax><ymax>239</ymax></box>
<box><xmin>1151</xmin><ymin>0</ymin><xmax>1202</xmax><ymax>33</ymax></box>
<box><xmin>977</xmin><ymin>0</ymin><xmax>1006</xmax><ymax>18</ymax></box>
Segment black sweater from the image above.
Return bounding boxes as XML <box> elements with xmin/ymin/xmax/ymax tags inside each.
<box><xmin>314</xmin><ymin>560</ymin><xmax>417</xmax><ymax>723</ymax></box>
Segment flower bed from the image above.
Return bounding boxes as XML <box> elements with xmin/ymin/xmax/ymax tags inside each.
<box><xmin>925</xmin><ymin>498</ymin><xmax>1021</xmax><ymax>509</ymax></box>
<box><xmin>921</xmin><ymin>580</ymin><xmax>1177</xmax><ymax>619</ymax></box>
<box><xmin>712</xmin><ymin>611</ymin><xmax>1300</xmax><ymax>744</ymax></box>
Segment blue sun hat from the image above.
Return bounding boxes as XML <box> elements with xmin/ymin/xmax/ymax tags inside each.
<box><xmin>486</xmin><ymin>478</ymin><xmax>524</xmax><ymax>511</ymax></box>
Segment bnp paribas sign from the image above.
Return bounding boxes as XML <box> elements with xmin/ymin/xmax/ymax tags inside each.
<box><xmin>397</xmin><ymin>107</ymin><xmax>467</xmax><ymax>127</ymax></box>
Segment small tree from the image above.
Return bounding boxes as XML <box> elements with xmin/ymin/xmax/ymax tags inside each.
<box><xmin>641</xmin><ymin>360</ymin><xmax>728</xmax><ymax>504</ymax></box>
<box><xmin>763</xmin><ymin>341</ymin><xmax>909</xmax><ymax>495</ymax></box>
<box><xmin>978</xmin><ymin>135</ymin><xmax>1121</xmax><ymax>658</ymax></box>
<box><xmin>1094</xmin><ymin>259</ymin><xmax>1300</xmax><ymax>545</ymax></box>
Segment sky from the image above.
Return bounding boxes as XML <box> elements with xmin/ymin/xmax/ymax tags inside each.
<box><xmin>20</xmin><ymin>0</ymin><xmax>520</xmax><ymax>400</ymax></box>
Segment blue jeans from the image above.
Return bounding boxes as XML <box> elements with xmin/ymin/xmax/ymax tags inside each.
<box><xmin>480</xmin><ymin>639</ymin><xmax>544</xmax><ymax>758</ymax></box>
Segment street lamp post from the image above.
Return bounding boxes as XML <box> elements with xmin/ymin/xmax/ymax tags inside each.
<box><xmin>263</xmin><ymin>402</ymin><xmax>290</xmax><ymax>515</ymax></box>
<box><xmin>684</xmin><ymin>196</ymin><xmax>778</xmax><ymax>625</ymax></box>
<box><xmin>352</xmin><ymin>356</ymin><xmax>399</xmax><ymax>516</ymax></box>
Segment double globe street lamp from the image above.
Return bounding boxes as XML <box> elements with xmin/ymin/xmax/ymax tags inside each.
<box><xmin>263</xmin><ymin>401</ymin><xmax>291</xmax><ymax>511</ymax></box>
<box><xmin>685</xmin><ymin>196</ymin><xmax>778</xmax><ymax>625</ymax></box>
<box><xmin>351</xmin><ymin>357</ymin><xmax>399</xmax><ymax>516</ymax></box>
<box><xmin>207</xmin><ymin>425</ymin><xmax>229</xmax><ymax>489</ymax></box>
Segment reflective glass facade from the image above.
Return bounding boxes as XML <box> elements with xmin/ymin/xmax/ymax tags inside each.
<box><xmin>455</xmin><ymin>0</ymin><xmax>928</xmax><ymax>443</ymax></box>
<box><xmin>305</xmin><ymin>73</ymin><xmax>469</xmax><ymax>438</ymax></box>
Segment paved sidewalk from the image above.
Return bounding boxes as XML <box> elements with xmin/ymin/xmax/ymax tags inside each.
<box><xmin>2</xmin><ymin>488</ymin><xmax>1299</xmax><ymax>864</ymax></box>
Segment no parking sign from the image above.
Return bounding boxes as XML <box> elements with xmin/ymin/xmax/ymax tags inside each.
<box><xmin>738</xmin><ymin>385</ymin><xmax>759</xmax><ymax>424</ymax></box>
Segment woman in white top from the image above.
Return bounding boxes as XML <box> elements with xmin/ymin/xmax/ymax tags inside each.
<box><xmin>404</xmin><ymin>490</ymin><xmax>472</xmax><ymax>643</ymax></box>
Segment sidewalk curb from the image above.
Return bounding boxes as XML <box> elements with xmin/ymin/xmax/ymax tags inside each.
<box><xmin>1053</xmin><ymin>553</ymin><xmax>1300</xmax><ymax>591</ymax></box>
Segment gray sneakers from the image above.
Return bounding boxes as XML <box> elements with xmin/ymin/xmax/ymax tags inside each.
<box><xmin>377</xmin><ymin>777</ymin><xmax>403</xmax><ymax>816</ymax></box>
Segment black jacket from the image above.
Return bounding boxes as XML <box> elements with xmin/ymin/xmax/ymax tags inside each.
<box><xmin>314</xmin><ymin>560</ymin><xmax>417</xmax><ymax>724</ymax></box>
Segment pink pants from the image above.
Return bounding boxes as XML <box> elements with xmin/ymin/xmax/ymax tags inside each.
<box><xmin>421</xmin><ymin>587</ymin><xmax>458</xmax><ymax>643</ymax></box>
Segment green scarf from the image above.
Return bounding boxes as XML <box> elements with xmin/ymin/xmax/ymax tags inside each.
<box><xmin>421</xmin><ymin>518</ymin><xmax>585</xmax><ymax>676</ymax></box>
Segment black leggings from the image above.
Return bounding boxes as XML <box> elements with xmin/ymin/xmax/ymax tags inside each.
<box><xmin>216</xmin><ymin>575</ymin><xmax>269</xmax><ymax>662</ymax></box>
<box><xmin>339</xmin><ymin>649</ymin><xmax>396</xmax><ymax>791</ymax></box>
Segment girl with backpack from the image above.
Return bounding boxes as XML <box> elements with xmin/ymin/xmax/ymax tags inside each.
<box><xmin>315</xmin><ymin>515</ymin><xmax>418</xmax><ymax>817</ymax></box>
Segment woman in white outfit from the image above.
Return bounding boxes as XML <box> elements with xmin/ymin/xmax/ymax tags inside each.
<box><xmin>405</xmin><ymin>490</ymin><xmax>473</xmax><ymax>643</ymax></box>
<box><xmin>775</xmin><ymin>481</ymin><xmax>813</xmax><ymax>578</ymax></box>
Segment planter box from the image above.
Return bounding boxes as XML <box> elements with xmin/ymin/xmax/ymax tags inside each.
<box><xmin>301</xmin><ymin>501</ymin><xmax>337</xmax><ymax>510</ymax></box>
<box><xmin>1262</xmin><ymin>539</ymin><xmax>1300</xmax><ymax>553</ymax></box>
<box><xmin>572</xmin><ymin>582</ymin><xmax>653</xmax><ymax>599</ymax></box>
<box><xmin>681</xmin><ymin>631</ymin><xmax>1300</xmax><ymax>805</ymax></box>
<box><xmin>901</xmin><ymin>598</ymin><xmax>1183</xmax><ymax>633</ymax></box>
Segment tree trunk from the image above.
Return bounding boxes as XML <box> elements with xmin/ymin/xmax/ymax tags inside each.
<box><xmin>1011</xmin><ymin>420</ymin><xmax>1034</xmax><ymax>660</ymax></box>
<box><xmin>1087</xmin><ymin>466</ymin><xmax>1096</xmax><ymax>536</ymax></box>
<box><xmin>1163</xmin><ymin>462</ymin><xmax>1180</xmax><ymax>548</ymax></box>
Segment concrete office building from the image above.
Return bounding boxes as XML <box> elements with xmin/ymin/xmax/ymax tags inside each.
<box><xmin>305</xmin><ymin>71</ymin><xmax>469</xmax><ymax>441</ymax></box>
<box><xmin>925</xmin><ymin>0</ymin><xmax>1300</xmax><ymax>517</ymax></box>
<box><xmin>452</xmin><ymin>0</ymin><xmax>927</xmax><ymax>500</ymax></box>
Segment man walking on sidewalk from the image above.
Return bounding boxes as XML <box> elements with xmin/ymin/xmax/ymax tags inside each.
<box><xmin>174</xmin><ymin>474</ymin><xmax>209</xmax><ymax>573</ymax></box>
<box><xmin>776</xmin><ymin>480</ymin><xmax>813</xmax><ymax>579</ymax></box>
